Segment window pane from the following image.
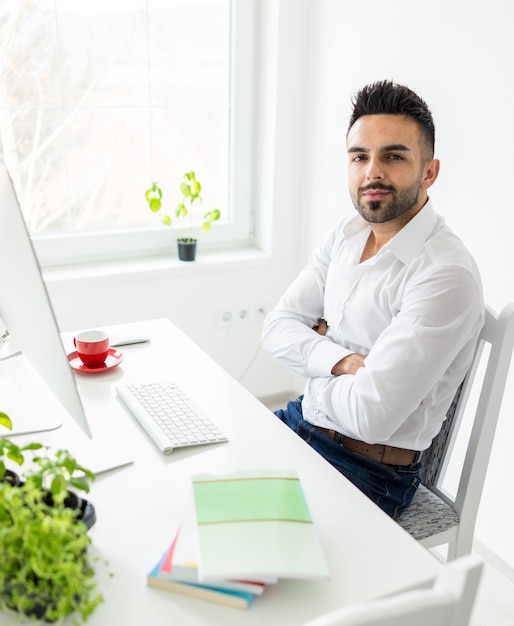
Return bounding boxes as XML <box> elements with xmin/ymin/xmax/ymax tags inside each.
<box><xmin>0</xmin><ymin>0</ymin><xmax>230</xmax><ymax>238</ymax></box>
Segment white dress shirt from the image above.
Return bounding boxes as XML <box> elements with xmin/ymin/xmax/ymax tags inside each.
<box><xmin>262</xmin><ymin>201</ymin><xmax>484</xmax><ymax>451</ymax></box>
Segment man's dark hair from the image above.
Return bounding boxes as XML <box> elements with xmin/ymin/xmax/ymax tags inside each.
<box><xmin>348</xmin><ymin>80</ymin><xmax>435</xmax><ymax>159</ymax></box>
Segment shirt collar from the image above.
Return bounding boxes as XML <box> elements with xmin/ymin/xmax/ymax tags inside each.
<box><xmin>386</xmin><ymin>200</ymin><xmax>439</xmax><ymax>264</ymax></box>
<box><xmin>343</xmin><ymin>200</ymin><xmax>440</xmax><ymax>265</ymax></box>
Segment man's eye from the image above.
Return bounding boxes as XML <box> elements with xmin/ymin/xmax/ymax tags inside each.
<box><xmin>387</xmin><ymin>154</ymin><xmax>403</xmax><ymax>160</ymax></box>
<box><xmin>352</xmin><ymin>155</ymin><xmax>366</xmax><ymax>163</ymax></box>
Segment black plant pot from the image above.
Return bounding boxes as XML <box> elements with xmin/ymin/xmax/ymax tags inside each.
<box><xmin>177</xmin><ymin>238</ymin><xmax>197</xmax><ymax>261</ymax></box>
<box><xmin>2</xmin><ymin>469</ymin><xmax>21</xmax><ymax>486</ymax></box>
<box><xmin>1</xmin><ymin>471</ymin><xmax>96</xmax><ymax>530</ymax></box>
<box><xmin>42</xmin><ymin>489</ymin><xmax>97</xmax><ymax>530</ymax></box>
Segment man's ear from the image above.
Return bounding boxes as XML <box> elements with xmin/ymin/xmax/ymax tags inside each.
<box><xmin>422</xmin><ymin>158</ymin><xmax>440</xmax><ymax>190</ymax></box>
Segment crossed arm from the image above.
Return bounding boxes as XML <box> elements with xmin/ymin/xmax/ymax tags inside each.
<box><xmin>313</xmin><ymin>318</ymin><xmax>365</xmax><ymax>376</ymax></box>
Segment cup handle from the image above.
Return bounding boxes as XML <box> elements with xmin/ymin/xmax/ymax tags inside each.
<box><xmin>73</xmin><ymin>338</ymin><xmax>77</xmax><ymax>348</ymax></box>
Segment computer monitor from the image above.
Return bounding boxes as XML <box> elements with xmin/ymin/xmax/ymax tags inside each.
<box><xmin>0</xmin><ymin>160</ymin><xmax>92</xmax><ymax>438</ymax></box>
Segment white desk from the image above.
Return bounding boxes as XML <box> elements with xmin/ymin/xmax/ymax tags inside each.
<box><xmin>0</xmin><ymin>319</ymin><xmax>440</xmax><ymax>625</ymax></box>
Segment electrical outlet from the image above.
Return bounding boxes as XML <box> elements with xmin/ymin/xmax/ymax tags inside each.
<box><xmin>217</xmin><ymin>305</ymin><xmax>268</xmax><ymax>327</ymax></box>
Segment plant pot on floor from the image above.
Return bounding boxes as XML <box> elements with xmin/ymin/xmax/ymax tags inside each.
<box><xmin>177</xmin><ymin>238</ymin><xmax>197</xmax><ymax>261</ymax></box>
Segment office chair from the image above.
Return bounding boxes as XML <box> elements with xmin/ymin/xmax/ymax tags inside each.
<box><xmin>302</xmin><ymin>554</ymin><xmax>483</xmax><ymax>626</ymax></box>
<box><xmin>397</xmin><ymin>303</ymin><xmax>514</xmax><ymax>559</ymax></box>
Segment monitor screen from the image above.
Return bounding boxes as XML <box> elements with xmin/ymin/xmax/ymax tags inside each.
<box><xmin>0</xmin><ymin>160</ymin><xmax>91</xmax><ymax>438</ymax></box>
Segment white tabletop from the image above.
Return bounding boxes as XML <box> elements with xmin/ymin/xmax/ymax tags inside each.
<box><xmin>0</xmin><ymin>319</ymin><xmax>440</xmax><ymax>625</ymax></box>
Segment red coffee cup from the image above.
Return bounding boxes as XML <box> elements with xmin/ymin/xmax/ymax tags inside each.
<box><xmin>73</xmin><ymin>330</ymin><xmax>109</xmax><ymax>367</ymax></box>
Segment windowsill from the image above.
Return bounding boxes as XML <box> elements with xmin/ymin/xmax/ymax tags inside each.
<box><xmin>42</xmin><ymin>244</ymin><xmax>271</xmax><ymax>285</ymax></box>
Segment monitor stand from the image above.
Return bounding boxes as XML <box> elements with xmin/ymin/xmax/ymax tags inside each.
<box><xmin>0</xmin><ymin>390</ymin><xmax>63</xmax><ymax>436</ymax></box>
<box><xmin>0</xmin><ymin>389</ymin><xmax>134</xmax><ymax>477</ymax></box>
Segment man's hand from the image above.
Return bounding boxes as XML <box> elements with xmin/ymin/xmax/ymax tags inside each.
<box><xmin>312</xmin><ymin>318</ymin><xmax>365</xmax><ymax>376</ymax></box>
<box><xmin>331</xmin><ymin>353</ymin><xmax>365</xmax><ymax>376</ymax></box>
<box><xmin>312</xmin><ymin>318</ymin><xmax>329</xmax><ymax>335</ymax></box>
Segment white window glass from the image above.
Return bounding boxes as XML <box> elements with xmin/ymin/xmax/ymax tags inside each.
<box><xmin>0</xmin><ymin>0</ymin><xmax>253</xmax><ymax>265</ymax></box>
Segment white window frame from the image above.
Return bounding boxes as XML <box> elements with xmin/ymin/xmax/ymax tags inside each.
<box><xmin>30</xmin><ymin>0</ymin><xmax>256</xmax><ymax>268</ymax></box>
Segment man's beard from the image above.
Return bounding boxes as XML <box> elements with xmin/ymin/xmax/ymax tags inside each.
<box><xmin>352</xmin><ymin>180</ymin><xmax>422</xmax><ymax>224</ymax></box>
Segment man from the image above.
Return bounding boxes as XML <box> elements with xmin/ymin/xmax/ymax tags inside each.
<box><xmin>261</xmin><ymin>80</ymin><xmax>484</xmax><ymax>519</ymax></box>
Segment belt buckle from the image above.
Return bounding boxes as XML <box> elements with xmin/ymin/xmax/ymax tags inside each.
<box><xmin>413</xmin><ymin>450</ymin><xmax>423</xmax><ymax>464</ymax></box>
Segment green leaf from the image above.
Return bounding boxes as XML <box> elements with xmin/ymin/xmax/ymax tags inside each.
<box><xmin>22</xmin><ymin>442</ymin><xmax>44</xmax><ymax>451</ymax></box>
<box><xmin>162</xmin><ymin>215</ymin><xmax>172</xmax><ymax>226</ymax></box>
<box><xmin>180</xmin><ymin>182</ymin><xmax>192</xmax><ymax>197</ymax></box>
<box><xmin>175</xmin><ymin>203</ymin><xmax>188</xmax><ymax>218</ymax></box>
<box><xmin>50</xmin><ymin>473</ymin><xmax>66</xmax><ymax>496</ymax></box>
<box><xmin>146</xmin><ymin>183</ymin><xmax>163</xmax><ymax>212</ymax></box>
<box><xmin>61</xmin><ymin>454</ymin><xmax>77</xmax><ymax>475</ymax></box>
<box><xmin>148</xmin><ymin>197</ymin><xmax>162</xmax><ymax>212</ymax></box>
<box><xmin>0</xmin><ymin>412</ymin><xmax>12</xmax><ymax>430</ymax></box>
<box><xmin>69</xmin><ymin>476</ymin><xmax>91</xmax><ymax>493</ymax></box>
<box><xmin>7</xmin><ymin>447</ymin><xmax>24</xmax><ymax>466</ymax></box>
<box><xmin>202</xmin><ymin>209</ymin><xmax>221</xmax><ymax>232</ymax></box>
<box><xmin>76</xmin><ymin>465</ymin><xmax>95</xmax><ymax>482</ymax></box>
<box><xmin>204</xmin><ymin>209</ymin><xmax>221</xmax><ymax>222</ymax></box>
<box><xmin>145</xmin><ymin>182</ymin><xmax>162</xmax><ymax>199</ymax></box>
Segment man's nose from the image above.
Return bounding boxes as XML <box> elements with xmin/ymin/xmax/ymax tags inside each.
<box><xmin>365</xmin><ymin>156</ymin><xmax>384</xmax><ymax>180</ymax></box>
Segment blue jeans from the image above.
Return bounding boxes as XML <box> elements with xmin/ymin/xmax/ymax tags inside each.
<box><xmin>275</xmin><ymin>399</ymin><xmax>421</xmax><ymax>519</ymax></box>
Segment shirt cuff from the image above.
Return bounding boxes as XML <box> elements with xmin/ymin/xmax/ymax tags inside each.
<box><xmin>307</xmin><ymin>340</ymin><xmax>354</xmax><ymax>377</ymax></box>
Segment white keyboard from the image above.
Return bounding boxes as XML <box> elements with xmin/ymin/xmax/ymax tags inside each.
<box><xmin>116</xmin><ymin>381</ymin><xmax>228</xmax><ymax>455</ymax></box>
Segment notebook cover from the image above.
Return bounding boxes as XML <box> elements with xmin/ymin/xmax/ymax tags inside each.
<box><xmin>192</xmin><ymin>469</ymin><xmax>330</xmax><ymax>581</ymax></box>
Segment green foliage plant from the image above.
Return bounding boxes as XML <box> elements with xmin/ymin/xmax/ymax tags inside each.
<box><xmin>145</xmin><ymin>171</ymin><xmax>221</xmax><ymax>242</ymax></box>
<box><xmin>0</xmin><ymin>412</ymin><xmax>12</xmax><ymax>431</ymax></box>
<box><xmin>0</xmin><ymin>414</ymin><xmax>103</xmax><ymax>624</ymax></box>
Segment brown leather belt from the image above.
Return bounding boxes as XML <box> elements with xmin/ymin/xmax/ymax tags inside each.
<box><xmin>314</xmin><ymin>426</ymin><xmax>422</xmax><ymax>466</ymax></box>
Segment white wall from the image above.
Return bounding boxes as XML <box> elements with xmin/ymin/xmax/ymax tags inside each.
<box><xmin>45</xmin><ymin>0</ymin><xmax>514</xmax><ymax>571</ymax></box>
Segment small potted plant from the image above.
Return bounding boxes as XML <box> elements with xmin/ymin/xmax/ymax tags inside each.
<box><xmin>0</xmin><ymin>412</ymin><xmax>103</xmax><ymax>624</ymax></box>
<box><xmin>145</xmin><ymin>171</ymin><xmax>221</xmax><ymax>261</ymax></box>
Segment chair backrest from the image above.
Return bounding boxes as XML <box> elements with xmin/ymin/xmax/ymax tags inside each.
<box><xmin>398</xmin><ymin>303</ymin><xmax>514</xmax><ymax>558</ymax></box>
<box><xmin>428</xmin><ymin>304</ymin><xmax>514</xmax><ymax>511</ymax></box>
<box><xmin>418</xmin><ymin>379</ymin><xmax>466</xmax><ymax>489</ymax></box>
<box><xmin>302</xmin><ymin>554</ymin><xmax>483</xmax><ymax>626</ymax></box>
